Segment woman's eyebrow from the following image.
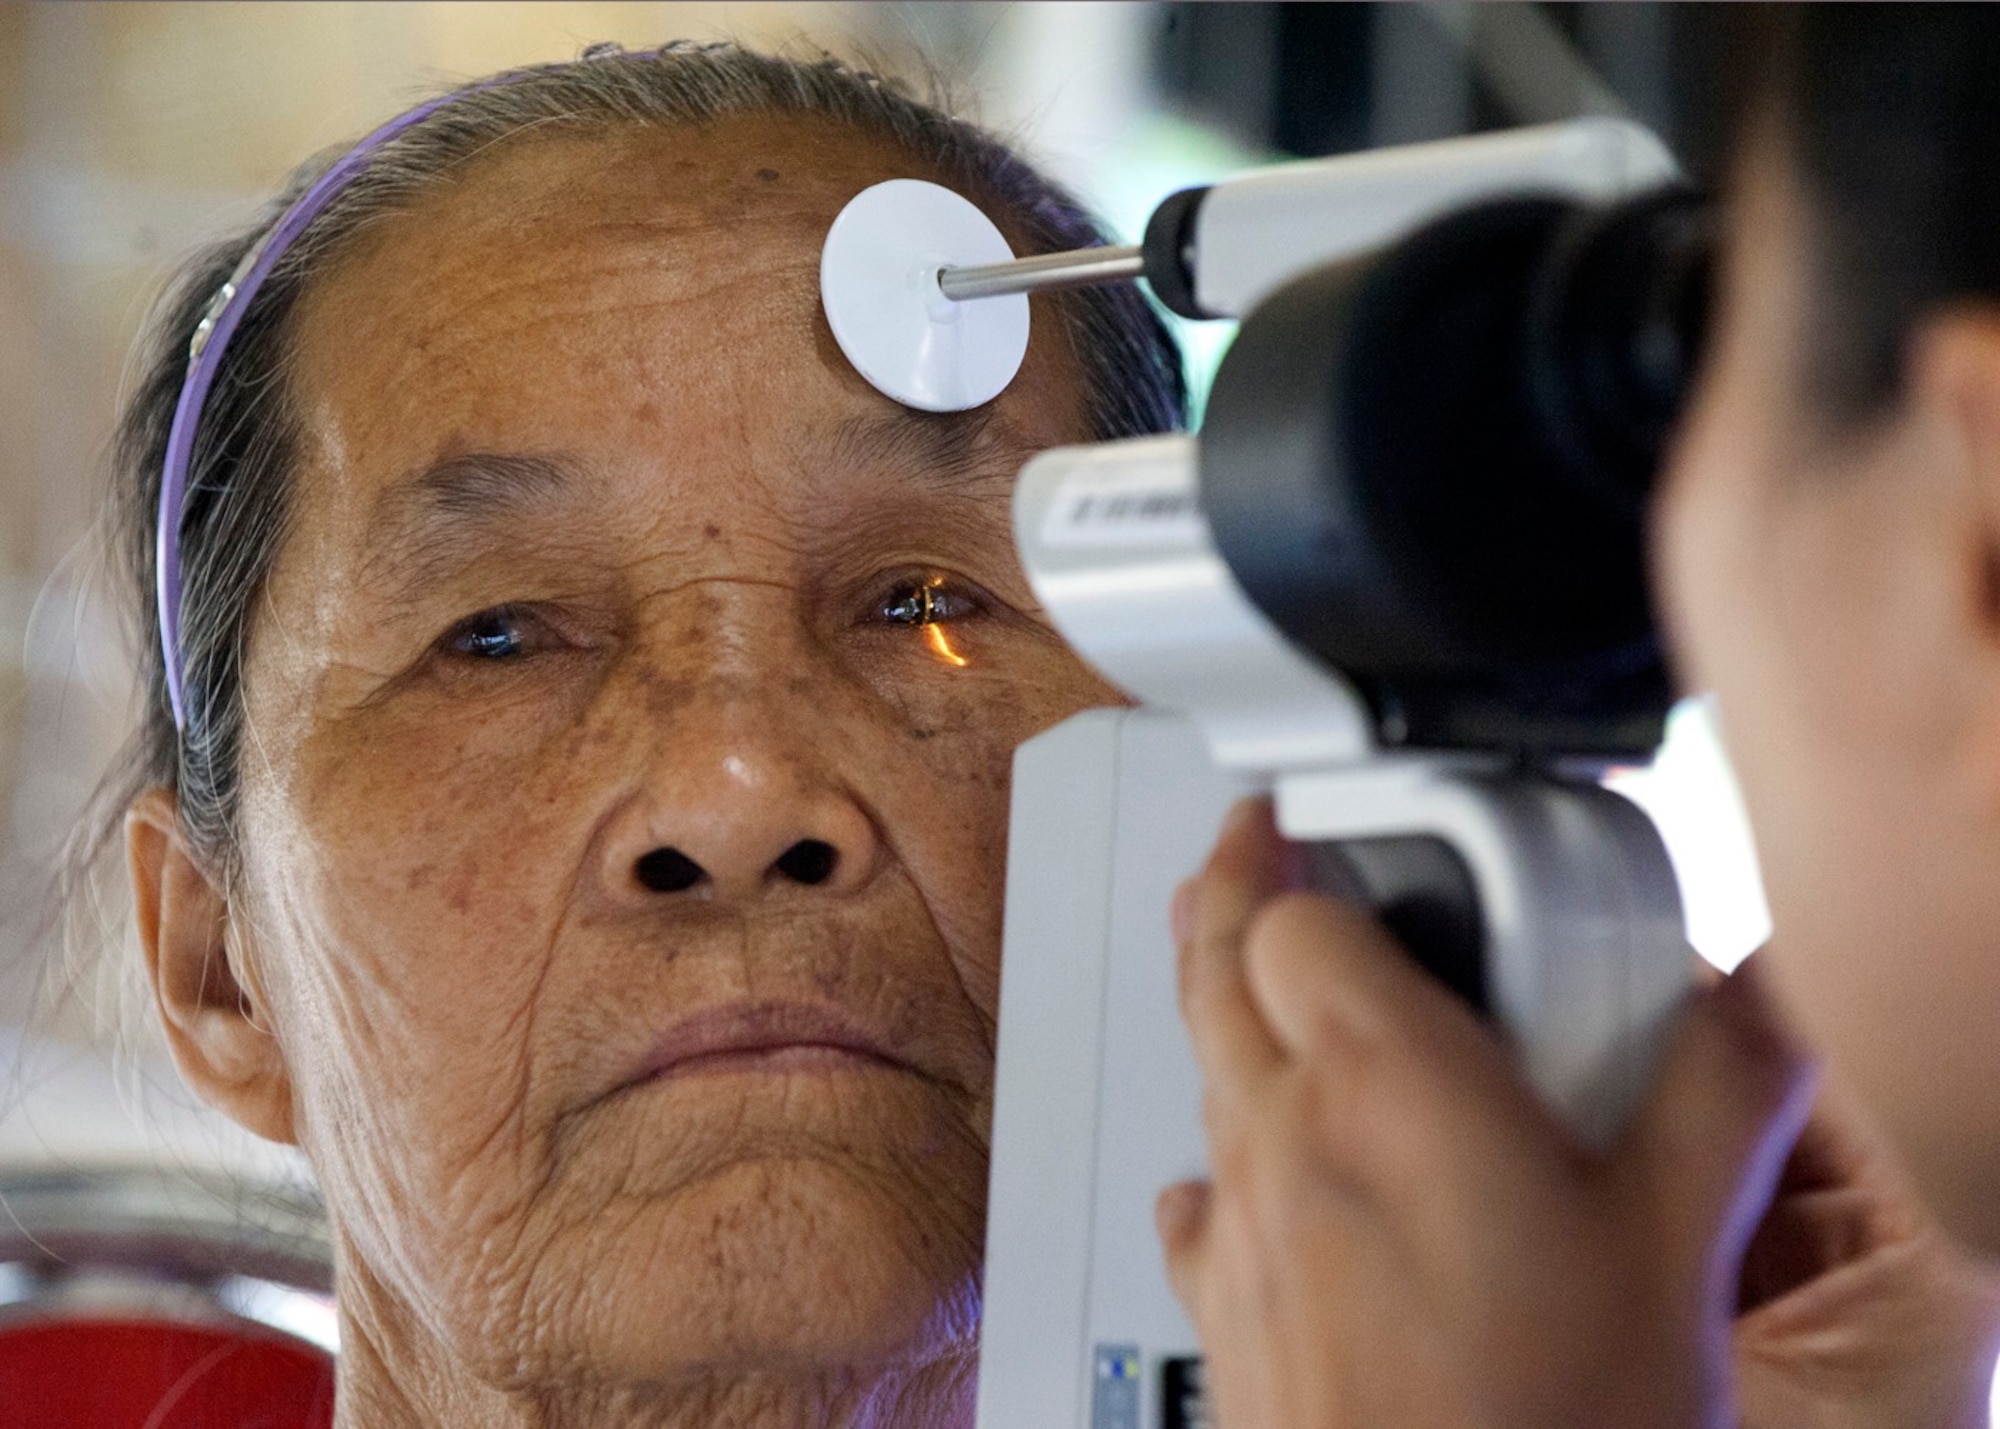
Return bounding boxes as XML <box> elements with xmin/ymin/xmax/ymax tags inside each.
<box><xmin>825</xmin><ymin>408</ymin><xmax>1041</xmax><ymax>492</ymax></box>
<box><xmin>359</xmin><ymin>451</ymin><xmax>582</xmax><ymax>605</ymax></box>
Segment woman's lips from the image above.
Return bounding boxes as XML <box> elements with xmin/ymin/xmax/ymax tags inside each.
<box><xmin>632</xmin><ymin>1002</ymin><xmax>912</xmax><ymax>1085</ymax></box>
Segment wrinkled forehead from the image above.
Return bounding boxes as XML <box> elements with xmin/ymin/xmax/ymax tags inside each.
<box><xmin>292</xmin><ymin>116</ymin><xmax>909</xmax><ymax>415</ymax></box>
<box><xmin>280</xmin><ymin>115</ymin><xmax>1079</xmax><ymax>521</ymax></box>
<box><xmin>363</xmin><ymin>118</ymin><xmax>906</xmax><ymax>288</ymax></box>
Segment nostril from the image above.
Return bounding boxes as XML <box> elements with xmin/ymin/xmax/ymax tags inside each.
<box><xmin>635</xmin><ymin>847</ymin><xmax>706</xmax><ymax>894</ymax></box>
<box><xmin>773</xmin><ymin>839</ymin><xmax>837</xmax><ymax>886</ymax></box>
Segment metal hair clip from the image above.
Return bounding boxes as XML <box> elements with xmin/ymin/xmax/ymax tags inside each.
<box><xmin>188</xmin><ymin>285</ymin><xmax>233</xmax><ymax>361</ymax></box>
<box><xmin>188</xmin><ymin>240</ymin><xmax>274</xmax><ymax>360</ymax></box>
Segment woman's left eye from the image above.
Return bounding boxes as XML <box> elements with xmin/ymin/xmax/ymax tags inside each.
<box><xmin>878</xmin><ymin>576</ymin><xmax>981</xmax><ymax>627</ymax></box>
<box><xmin>441</xmin><ymin>606</ymin><xmax>536</xmax><ymax>660</ymax></box>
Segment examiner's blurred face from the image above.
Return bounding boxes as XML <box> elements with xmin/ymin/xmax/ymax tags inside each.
<box><xmin>227</xmin><ymin>117</ymin><xmax>1121</xmax><ymax>1395</ymax></box>
<box><xmin>1658</xmin><ymin>127</ymin><xmax>2000</xmax><ymax>1252</ymax></box>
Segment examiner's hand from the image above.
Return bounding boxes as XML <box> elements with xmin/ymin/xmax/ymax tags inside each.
<box><xmin>1732</xmin><ymin>1069</ymin><xmax>2000</xmax><ymax>1429</ymax></box>
<box><xmin>1158</xmin><ymin>798</ymin><xmax>1818</xmax><ymax>1429</ymax></box>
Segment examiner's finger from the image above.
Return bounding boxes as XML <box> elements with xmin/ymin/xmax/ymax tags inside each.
<box><xmin>1241</xmin><ymin>891</ymin><xmax>1567</xmax><ymax>1200</ymax></box>
<box><xmin>1622</xmin><ymin>959</ymin><xmax>1817</xmax><ymax>1265</ymax></box>
<box><xmin>1245</xmin><ymin>891</ymin><xmax>1523</xmax><ymax>1098</ymax></box>
<box><xmin>1241</xmin><ymin>891</ymin><xmax>1410</xmax><ymax>1059</ymax></box>
<box><xmin>1177</xmin><ymin>799</ymin><xmax>1291</xmax><ymax>1090</ymax></box>
<box><xmin>1155</xmin><ymin>1178</ymin><xmax>1212</xmax><ymax>1313</ymax></box>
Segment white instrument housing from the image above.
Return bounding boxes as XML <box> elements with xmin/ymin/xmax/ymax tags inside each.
<box><xmin>1191</xmin><ymin>117</ymin><xmax>1677</xmax><ymax>318</ymax></box>
<box><xmin>977</xmin><ymin>119</ymin><xmax>1693</xmax><ymax>1429</ymax></box>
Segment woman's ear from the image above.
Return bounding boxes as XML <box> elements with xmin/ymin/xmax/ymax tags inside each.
<box><xmin>126</xmin><ymin>787</ymin><xmax>297</xmax><ymax>1145</ymax></box>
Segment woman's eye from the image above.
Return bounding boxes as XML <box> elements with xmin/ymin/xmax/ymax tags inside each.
<box><xmin>878</xmin><ymin>577</ymin><xmax>980</xmax><ymax>627</ymax></box>
<box><xmin>442</xmin><ymin>606</ymin><xmax>534</xmax><ymax>660</ymax></box>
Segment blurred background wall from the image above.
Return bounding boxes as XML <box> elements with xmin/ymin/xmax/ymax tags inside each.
<box><xmin>0</xmin><ymin>1</ymin><xmax>1770</xmax><ymax>1183</ymax></box>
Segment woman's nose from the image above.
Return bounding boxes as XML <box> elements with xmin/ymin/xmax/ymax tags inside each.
<box><xmin>599</xmin><ymin>742</ymin><xmax>885</xmax><ymax>906</ymax></box>
<box><xmin>633</xmin><ymin>838</ymin><xmax>840</xmax><ymax>895</ymax></box>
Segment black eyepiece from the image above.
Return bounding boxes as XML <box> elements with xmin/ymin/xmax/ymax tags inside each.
<box><xmin>1525</xmin><ymin>187</ymin><xmax>1714</xmax><ymax>522</ymax></box>
<box><xmin>1200</xmin><ymin>186</ymin><xmax>1713</xmax><ymax>757</ymax></box>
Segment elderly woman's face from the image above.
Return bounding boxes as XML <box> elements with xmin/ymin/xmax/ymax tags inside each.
<box><xmin>226</xmin><ymin>119</ymin><xmax>1120</xmax><ymax>1395</ymax></box>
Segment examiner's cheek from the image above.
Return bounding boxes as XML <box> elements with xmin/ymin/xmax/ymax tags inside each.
<box><xmin>1652</xmin><ymin>395</ymin><xmax>1735</xmax><ymax>698</ymax></box>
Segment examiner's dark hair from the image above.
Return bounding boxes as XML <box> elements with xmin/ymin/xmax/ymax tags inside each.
<box><xmin>80</xmin><ymin>41</ymin><xmax>1184</xmax><ymax>896</ymax></box>
<box><xmin>1773</xmin><ymin>4</ymin><xmax>2000</xmax><ymax>425</ymax></box>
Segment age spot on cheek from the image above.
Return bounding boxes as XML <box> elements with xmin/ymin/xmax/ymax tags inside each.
<box><xmin>631</xmin><ymin>666</ymin><xmax>698</xmax><ymax>722</ymax></box>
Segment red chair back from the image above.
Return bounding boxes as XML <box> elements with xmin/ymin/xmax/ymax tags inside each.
<box><xmin>0</xmin><ymin>1167</ymin><xmax>337</xmax><ymax>1427</ymax></box>
<box><xmin>0</xmin><ymin>1317</ymin><xmax>334</xmax><ymax>1428</ymax></box>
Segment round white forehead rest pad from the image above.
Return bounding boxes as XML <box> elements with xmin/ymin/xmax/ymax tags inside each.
<box><xmin>819</xmin><ymin>179</ymin><xmax>1030</xmax><ymax>413</ymax></box>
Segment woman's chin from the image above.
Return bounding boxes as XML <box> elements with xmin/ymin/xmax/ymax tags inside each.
<box><xmin>520</xmin><ymin>1154</ymin><xmax>985</xmax><ymax>1386</ymax></box>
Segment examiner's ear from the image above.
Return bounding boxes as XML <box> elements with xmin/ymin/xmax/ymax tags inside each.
<box><xmin>1909</xmin><ymin>309</ymin><xmax>2000</xmax><ymax>775</ymax></box>
<box><xmin>126</xmin><ymin>787</ymin><xmax>297</xmax><ymax>1145</ymax></box>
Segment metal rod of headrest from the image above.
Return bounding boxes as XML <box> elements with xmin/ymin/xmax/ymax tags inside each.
<box><xmin>937</xmin><ymin>244</ymin><xmax>1144</xmax><ymax>301</ymax></box>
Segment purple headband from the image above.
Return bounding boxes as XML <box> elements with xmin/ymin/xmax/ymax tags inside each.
<box><xmin>156</xmin><ymin>88</ymin><xmax>476</xmax><ymax>732</ymax></box>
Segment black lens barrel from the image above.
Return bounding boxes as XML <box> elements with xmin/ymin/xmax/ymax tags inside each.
<box><xmin>1200</xmin><ymin>187</ymin><xmax>1712</xmax><ymax>757</ymax></box>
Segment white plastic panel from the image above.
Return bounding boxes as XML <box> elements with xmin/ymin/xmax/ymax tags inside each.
<box><xmin>977</xmin><ymin>711</ymin><xmax>1121</xmax><ymax>1429</ymax></box>
<box><xmin>1015</xmin><ymin>436</ymin><xmax>1371</xmax><ymax>776</ymax></box>
<box><xmin>1194</xmin><ymin>117</ymin><xmax>1680</xmax><ymax>318</ymax></box>
<box><xmin>978</xmin><ymin>710</ymin><xmax>1250</xmax><ymax>1429</ymax></box>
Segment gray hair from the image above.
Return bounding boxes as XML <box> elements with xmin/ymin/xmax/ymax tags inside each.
<box><xmin>81</xmin><ymin>39</ymin><xmax>1185</xmax><ymax>894</ymax></box>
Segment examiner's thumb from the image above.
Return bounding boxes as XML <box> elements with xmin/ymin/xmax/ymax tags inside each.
<box><xmin>1619</xmin><ymin>959</ymin><xmax>1819</xmax><ymax>1288</ymax></box>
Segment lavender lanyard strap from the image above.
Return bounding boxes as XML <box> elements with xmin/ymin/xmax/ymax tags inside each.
<box><xmin>155</xmin><ymin>90</ymin><xmax>469</xmax><ymax>732</ymax></box>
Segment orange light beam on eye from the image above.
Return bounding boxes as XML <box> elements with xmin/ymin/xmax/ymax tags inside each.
<box><xmin>924</xmin><ymin>622</ymin><xmax>969</xmax><ymax>667</ymax></box>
